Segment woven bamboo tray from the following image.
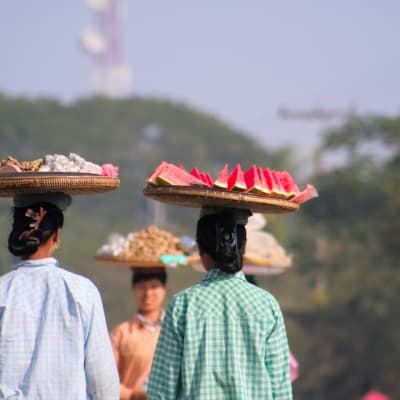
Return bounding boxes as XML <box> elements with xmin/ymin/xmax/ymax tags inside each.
<box><xmin>143</xmin><ymin>185</ymin><xmax>299</xmax><ymax>214</ymax></box>
<box><xmin>95</xmin><ymin>254</ymin><xmax>195</xmax><ymax>268</ymax></box>
<box><xmin>0</xmin><ymin>172</ymin><xmax>120</xmax><ymax>196</ymax></box>
<box><xmin>95</xmin><ymin>254</ymin><xmax>166</xmax><ymax>268</ymax></box>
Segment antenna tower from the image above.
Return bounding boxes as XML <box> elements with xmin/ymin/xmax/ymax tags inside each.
<box><xmin>81</xmin><ymin>0</ymin><xmax>132</xmax><ymax>97</ymax></box>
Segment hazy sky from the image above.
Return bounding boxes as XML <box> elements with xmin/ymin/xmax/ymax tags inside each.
<box><xmin>1</xmin><ymin>1</ymin><xmax>399</xmax><ymax>154</ymax></box>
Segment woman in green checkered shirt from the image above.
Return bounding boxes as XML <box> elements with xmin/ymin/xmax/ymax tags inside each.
<box><xmin>147</xmin><ymin>208</ymin><xmax>293</xmax><ymax>400</ymax></box>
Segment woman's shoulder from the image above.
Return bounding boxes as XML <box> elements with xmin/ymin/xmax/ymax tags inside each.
<box><xmin>58</xmin><ymin>267</ymin><xmax>97</xmax><ymax>288</ymax></box>
<box><xmin>56</xmin><ymin>267</ymin><xmax>102</xmax><ymax>303</ymax></box>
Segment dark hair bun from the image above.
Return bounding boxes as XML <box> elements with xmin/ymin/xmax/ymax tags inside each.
<box><xmin>196</xmin><ymin>211</ymin><xmax>246</xmax><ymax>274</ymax></box>
<box><xmin>8</xmin><ymin>202</ymin><xmax>64</xmax><ymax>258</ymax></box>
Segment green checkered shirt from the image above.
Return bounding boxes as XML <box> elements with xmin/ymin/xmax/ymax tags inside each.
<box><xmin>147</xmin><ymin>269</ymin><xmax>293</xmax><ymax>400</ymax></box>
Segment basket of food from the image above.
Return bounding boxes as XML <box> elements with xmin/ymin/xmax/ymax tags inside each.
<box><xmin>143</xmin><ymin>161</ymin><xmax>317</xmax><ymax>214</ymax></box>
<box><xmin>95</xmin><ymin>225</ymin><xmax>194</xmax><ymax>268</ymax></box>
<box><xmin>0</xmin><ymin>153</ymin><xmax>119</xmax><ymax>196</ymax></box>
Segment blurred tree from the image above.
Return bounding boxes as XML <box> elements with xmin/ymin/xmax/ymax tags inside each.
<box><xmin>280</xmin><ymin>115</ymin><xmax>400</xmax><ymax>400</ymax></box>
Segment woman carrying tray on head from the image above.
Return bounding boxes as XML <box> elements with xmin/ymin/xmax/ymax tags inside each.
<box><xmin>0</xmin><ymin>193</ymin><xmax>119</xmax><ymax>400</ymax></box>
<box><xmin>147</xmin><ymin>207</ymin><xmax>293</xmax><ymax>400</ymax></box>
<box><xmin>110</xmin><ymin>267</ymin><xmax>167</xmax><ymax>400</ymax></box>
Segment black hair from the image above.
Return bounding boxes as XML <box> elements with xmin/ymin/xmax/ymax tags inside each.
<box><xmin>196</xmin><ymin>211</ymin><xmax>246</xmax><ymax>274</ymax></box>
<box><xmin>245</xmin><ymin>274</ymin><xmax>258</xmax><ymax>286</ymax></box>
<box><xmin>131</xmin><ymin>268</ymin><xmax>167</xmax><ymax>287</ymax></box>
<box><xmin>8</xmin><ymin>202</ymin><xmax>64</xmax><ymax>258</ymax></box>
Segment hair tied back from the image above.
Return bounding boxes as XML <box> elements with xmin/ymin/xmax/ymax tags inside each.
<box><xmin>18</xmin><ymin>207</ymin><xmax>47</xmax><ymax>242</ymax></box>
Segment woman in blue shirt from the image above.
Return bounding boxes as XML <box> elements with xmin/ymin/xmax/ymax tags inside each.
<box><xmin>0</xmin><ymin>193</ymin><xmax>119</xmax><ymax>400</ymax></box>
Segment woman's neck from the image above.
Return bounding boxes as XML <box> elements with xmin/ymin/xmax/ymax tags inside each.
<box><xmin>200</xmin><ymin>252</ymin><xmax>218</xmax><ymax>271</ymax></box>
<box><xmin>28</xmin><ymin>242</ymin><xmax>54</xmax><ymax>260</ymax></box>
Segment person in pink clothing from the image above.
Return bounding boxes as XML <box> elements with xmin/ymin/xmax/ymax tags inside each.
<box><xmin>289</xmin><ymin>352</ymin><xmax>299</xmax><ymax>382</ymax></box>
<box><xmin>362</xmin><ymin>390</ymin><xmax>390</xmax><ymax>400</ymax></box>
<box><xmin>361</xmin><ymin>382</ymin><xmax>391</xmax><ymax>400</ymax></box>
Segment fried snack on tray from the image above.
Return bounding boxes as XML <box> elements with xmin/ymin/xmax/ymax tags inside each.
<box><xmin>0</xmin><ymin>156</ymin><xmax>43</xmax><ymax>172</ymax></box>
<box><xmin>97</xmin><ymin>225</ymin><xmax>184</xmax><ymax>262</ymax></box>
<box><xmin>123</xmin><ymin>225</ymin><xmax>183</xmax><ymax>260</ymax></box>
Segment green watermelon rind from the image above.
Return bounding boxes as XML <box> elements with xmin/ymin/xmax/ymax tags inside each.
<box><xmin>228</xmin><ymin>164</ymin><xmax>247</xmax><ymax>191</ymax></box>
<box><xmin>214</xmin><ymin>164</ymin><xmax>229</xmax><ymax>189</ymax></box>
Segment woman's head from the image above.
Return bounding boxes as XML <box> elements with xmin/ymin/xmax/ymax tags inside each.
<box><xmin>8</xmin><ymin>202</ymin><xmax>64</xmax><ymax>258</ymax></box>
<box><xmin>196</xmin><ymin>209</ymin><xmax>247</xmax><ymax>274</ymax></box>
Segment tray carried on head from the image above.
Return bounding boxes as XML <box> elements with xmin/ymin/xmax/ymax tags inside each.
<box><xmin>0</xmin><ymin>172</ymin><xmax>120</xmax><ymax>196</ymax></box>
<box><xmin>143</xmin><ymin>185</ymin><xmax>299</xmax><ymax>214</ymax></box>
<box><xmin>95</xmin><ymin>254</ymin><xmax>180</xmax><ymax>268</ymax></box>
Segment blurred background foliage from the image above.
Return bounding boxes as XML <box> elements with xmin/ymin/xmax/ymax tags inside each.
<box><xmin>0</xmin><ymin>94</ymin><xmax>398</xmax><ymax>399</ymax></box>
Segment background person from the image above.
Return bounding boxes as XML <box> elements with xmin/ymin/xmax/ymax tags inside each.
<box><xmin>111</xmin><ymin>268</ymin><xmax>167</xmax><ymax>400</ymax></box>
<box><xmin>147</xmin><ymin>208</ymin><xmax>293</xmax><ymax>400</ymax></box>
<box><xmin>0</xmin><ymin>193</ymin><xmax>119</xmax><ymax>399</ymax></box>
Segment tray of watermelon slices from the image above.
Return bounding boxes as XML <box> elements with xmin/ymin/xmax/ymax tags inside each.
<box><xmin>143</xmin><ymin>162</ymin><xmax>318</xmax><ymax>213</ymax></box>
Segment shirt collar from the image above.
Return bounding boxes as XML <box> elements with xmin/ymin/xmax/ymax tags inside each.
<box><xmin>13</xmin><ymin>257</ymin><xmax>59</xmax><ymax>270</ymax></box>
<box><xmin>136</xmin><ymin>310</ymin><xmax>165</xmax><ymax>332</ymax></box>
<box><xmin>202</xmin><ymin>268</ymin><xmax>246</xmax><ymax>282</ymax></box>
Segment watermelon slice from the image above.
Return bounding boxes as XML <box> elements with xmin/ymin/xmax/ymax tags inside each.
<box><xmin>276</xmin><ymin>171</ymin><xmax>300</xmax><ymax>199</ymax></box>
<box><xmin>214</xmin><ymin>164</ymin><xmax>229</xmax><ymax>189</ymax></box>
<box><xmin>263</xmin><ymin>168</ymin><xmax>285</xmax><ymax>197</ymax></box>
<box><xmin>190</xmin><ymin>167</ymin><xmax>202</xmax><ymax>181</ymax></box>
<box><xmin>147</xmin><ymin>161</ymin><xmax>169</xmax><ymax>184</ymax></box>
<box><xmin>228</xmin><ymin>164</ymin><xmax>247</xmax><ymax>191</ymax></box>
<box><xmin>244</xmin><ymin>165</ymin><xmax>264</xmax><ymax>193</ymax></box>
<box><xmin>292</xmin><ymin>184</ymin><xmax>318</xmax><ymax>204</ymax></box>
<box><xmin>148</xmin><ymin>162</ymin><xmax>206</xmax><ymax>186</ymax></box>
<box><xmin>257</xmin><ymin>166</ymin><xmax>271</xmax><ymax>194</ymax></box>
<box><xmin>200</xmin><ymin>172</ymin><xmax>214</xmax><ymax>188</ymax></box>
<box><xmin>190</xmin><ymin>167</ymin><xmax>213</xmax><ymax>187</ymax></box>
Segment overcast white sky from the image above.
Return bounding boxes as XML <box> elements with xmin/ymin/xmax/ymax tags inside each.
<box><xmin>1</xmin><ymin>1</ymin><xmax>399</xmax><ymax>155</ymax></box>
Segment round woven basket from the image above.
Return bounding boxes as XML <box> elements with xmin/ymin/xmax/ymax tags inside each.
<box><xmin>0</xmin><ymin>172</ymin><xmax>120</xmax><ymax>196</ymax></box>
<box><xmin>95</xmin><ymin>254</ymin><xmax>166</xmax><ymax>268</ymax></box>
<box><xmin>143</xmin><ymin>185</ymin><xmax>299</xmax><ymax>214</ymax></box>
<box><xmin>95</xmin><ymin>254</ymin><xmax>198</xmax><ymax>268</ymax></box>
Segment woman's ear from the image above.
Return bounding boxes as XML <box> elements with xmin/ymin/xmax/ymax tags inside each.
<box><xmin>53</xmin><ymin>228</ymin><xmax>61</xmax><ymax>244</ymax></box>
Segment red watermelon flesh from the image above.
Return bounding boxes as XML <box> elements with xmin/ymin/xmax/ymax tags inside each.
<box><xmin>263</xmin><ymin>168</ymin><xmax>284</xmax><ymax>197</ymax></box>
<box><xmin>157</xmin><ymin>163</ymin><xmax>206</xmax><ymax>186</ymax></box>
<box><xmin>244</xmin><ymin>165</ymin><xmax>264</xmax><ymax>193</ymax></box>
<box><xmin>257</xmin><ymin>167</ymin><xmax>271</xmax><ymax>194</ymax></box>
<box><xmin>147</xmin><ymin>161</ymin><xmax>169</xmax><ymax>184</ymax></box>
<box><xmin>190</xmin><ymin>167</ymin><xmax>202</xmax><ymax>180</ymax></box>
<box><xmin>276</xmin><ymin>171</ymin><xmax>300</xmax><ymax>198</ymax></box>
<box><xmin>292</xmin><ymin>184</ymin><xmax>318</xmax><ymax>204</ymax></box>
<box><xmin>271</xmin><ymin>170</ymin><xmax>288</xmax><ymax>197</ymax></box>
<box><xmin>228</xmin><ymin>164</ymin><xmax>247</xmax><ymax>191</ymax></box>
<box><xmin>200</xmin><ymin>172</ymin><xmax>214</xmax><ymax>188</ymax></box>
<box><xmin>214</xmin><ymin>164</ymin><xmax>229</xmax><ymax>189</ymax></box>
<box><xmin>190</xmin><ymin>167</ymin><xmax>213</xmax><ymax>187</ymax></box>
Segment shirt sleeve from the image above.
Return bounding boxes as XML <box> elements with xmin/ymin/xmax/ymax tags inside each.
<box><xmin>84</xmin><ymin>283</ymin><xmax>120</xmax><ymax>400</ymax></box>
<box><xmin>147</xmin><ymin>296</ymin><xmax>183</xmax><ymax>400</ymax></box>
<box><xmin>265</xmin><ymin>301</ymin><xmax>293</xmax><ymax>400</ymax></box>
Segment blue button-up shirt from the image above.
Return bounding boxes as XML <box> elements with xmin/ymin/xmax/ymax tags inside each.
<box><xmin>0</xmin><ymin>257</ymin><xmax>119</xmax><ymax>399</ymax></box>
